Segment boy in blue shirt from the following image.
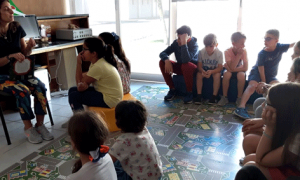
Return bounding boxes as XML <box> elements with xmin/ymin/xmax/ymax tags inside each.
<box><xmin>159</xmin><ymin>25</ymin><xmax>199</xmax><ymax>104</ymax></box>
<box><xmin>234</xmin><ymin>29</ymin><xmax>294</xmax><ymax>119</ymax></box>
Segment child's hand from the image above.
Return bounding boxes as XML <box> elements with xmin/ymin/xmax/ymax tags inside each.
<box><xmin>242</xmin><ymin>118</ymin><xmax>264</xmax><ymax>133</ymax></box>
<box><xmin>262</xmin><ymin>105</ymin><xmax>276</xmax><ymax>130</ymax></box>
<box><xmin>256</xmin><ymin>82</ymin><xmax>267</xmax><ymax>94</ymax></box>
<box><xmin>77</xmin><ymin>82</ymin><xmax>88</xmax><ymax>92</ymax></box>
<box><xmin>206</xmin><ymin>70</ymin><xmax>212</xmax><ymax>77</ymax></box>
<box><xmin>164</xmin><ymin>60</ymin><xmax>173</xmax><ymax>74</ymax></box>
<box><xmin>77</xmin><ymin>52</ymin><xmax>84</xmax><ymax>64</ymax></box>
<box><xmin>237</xmin><ymin>48</ymin><xmax>244</xmax><ymax>55</ymax></box>
<box><xmin>180</xmin><ymin>33</ymin><xmax>189</xmax><ymax>45</ymax></box>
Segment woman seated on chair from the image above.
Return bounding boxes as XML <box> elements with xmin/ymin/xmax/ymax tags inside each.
<box><xmin>0</xmin><ymin>0</ymin><xmax>53</xmax><ymax>144</ymax></box>
<box><xmin>98</xmin><ymin>32</ymin><xmax>131</xmax><ymax>94</ymax></box>
<box><xmin>68</xmin><ymin>37</ymin><xmax>123</xmax><ymax>111</ymax></box>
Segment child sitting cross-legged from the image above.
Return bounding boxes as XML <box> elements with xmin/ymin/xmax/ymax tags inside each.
<box><xmin>66</xmin><ymin>111</ymin><xmax>117</xmax><ymax>180</ymax></box>
<box><xmin>109</xmin><ymin>100</ymin><xmax>163</xmax><ymax>180</ymax></box>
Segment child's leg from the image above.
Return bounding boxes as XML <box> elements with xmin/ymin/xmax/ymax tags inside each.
<box><xmin>181</xmin><ymin>63</ymin><xmax>197</xmax><ymax>93</ymax></box>
<box><xmin>212</xmin><ymin>72</ymin><xmax>221</xmax><ymax>96</ymax></box>
<box><xmin>239</xmin><ymin>80</ymin><xmax>258</xmax><ymax>108</ymax></box>
<box><xmin>243</xmin><ymin>153</ymin><xmax>256</xmax><ymax>165</ymax></box>
<box><xmin>114</xmin><ymin>160</ymin><xmax>132</xmax><ymax>180</ymax></box>
<box><xmin>159</xmin><ymin>60</ymin><xmax>177</xmax><ymax>90</ymax></box>
<box><xmin>237</xmin><ymin>72</ymin><xmax>246</xmax><ymax>98</ymax></box>
<box><xmin>243</xmin><ymin>134</ymin><xmax>261</xmax><ymax>155</ymax></box>
<box><xmin>222</xmin><ymin>71</ymin><xmax>232</xmax><ymax>97</ymax></box>
<box><xmin>196</xmin><ymin>71</ymin><xmax>203</xmax><ymax>94</ymax></box>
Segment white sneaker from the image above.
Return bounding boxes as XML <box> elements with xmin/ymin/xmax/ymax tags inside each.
<box><xmin>36</xmin><ymin>124</ymin><xmax>54</xmax><ymax>141</ymax></box>
<box><xmin>217</xmin><ymin>96</ymin><xmax>228</xmax><ymax>106</ymax></box>
<box><xmin>24</xmin><ymin>127</ymin><xmax>43</xmax><ymax>144</ymax></box>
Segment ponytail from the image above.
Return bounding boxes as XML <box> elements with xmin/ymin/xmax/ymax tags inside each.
<box><xmin>99</xmin><ymin>32</ymin><xmax>131</xmax><ymax>73</ymax></box>
<box><xmin>84</xmin><ymin>37</ymin><xmax>117</xmax><ymax>69</ymax></box>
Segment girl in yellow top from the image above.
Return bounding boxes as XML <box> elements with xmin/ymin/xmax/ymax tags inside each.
<box><xmin>68</xmin><ymin>37</ymin><xmax>123</xmax><ymax>110</ymax></box>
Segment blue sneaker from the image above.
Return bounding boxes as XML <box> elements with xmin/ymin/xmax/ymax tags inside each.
<box><xmin>164</xmin><ymin>89</ymin><xmax>176</xmax><ymax>101</ymax></box>
<box><xmin>184</xmin><ymin>92</ymin><xmax>193</xmax><ymax>104</ymax></box>
<box><xmin>234</xmin><ymin>108</ymin><xmax>251</xmax><ymax>119</ymax></box>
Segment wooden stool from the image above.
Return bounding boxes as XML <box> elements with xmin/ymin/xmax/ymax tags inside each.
<box><xmin>88</xmin><ymin>93</ymin><xmax>136</xmax><ymax>132</ymax></box>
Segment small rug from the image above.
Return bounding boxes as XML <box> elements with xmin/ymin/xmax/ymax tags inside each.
<box><xmin>0</xmin><ymin>86</ymin><xmax>253</xmax><ymax>180</ymax></box>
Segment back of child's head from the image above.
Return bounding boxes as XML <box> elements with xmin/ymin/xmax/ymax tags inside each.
<box><xmin>68</xmin><ymin>110</ymin><xmax>109</xmax><ymax>155</ymax></box>
<box><xmin>115</xmin><ymin>100</ymin><xmax>147</xmax><ymax>133</ymax></box>
<box><xmin>267</xmin><ymin>83</ymin><xmax>300</xmax><ymax>162</ymax></box>
<box><xmin>296</xmin><ymin>41</ymin><xmax>300</xmax><ymax>51</ymax></box>
<box><xmin>99</xmin><ymin>32</ymin><xmax>130</xmax><ymax>72</ymax></box>
<box><xmin>231</xmin><ymin>32</ymin><xmax>246</xmax><ymax>43</ymax></box>
<box><xmin>203</xmin><ymin>33</ymin><xmax>217</xmax><ymax>47</ymax></box>
<box><xmin>292</xmin><ymin>57</ymin><xmax>300</xmax><ymax>76</ymax></box>
<box><xmin>266</xmin><ymin>29</ymin><xmax>279</xmax><ymax>39</ymax></box>
<box><xmin>176</xmin><ymin>25</ymin><xmax>192</xmax><ymax>36</ymax></box>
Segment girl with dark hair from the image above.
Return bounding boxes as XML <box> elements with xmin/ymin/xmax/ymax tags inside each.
<box><xmin>236</xmin><ymin>82</ymin><xmax>300</xmax><ymax>180</ymax></box>
<box><xmin>99</xmin><ymin>32</ymin><xmax>131</xmax><ymax>94</ymax></box>
<box><xmin>68</xmin><ymin>37</ymin><xmax>123</xmax><ymax>112</ymax></box>
<box><xmin>242</xmin><ymin>43</ymin><xmax>300</xmax><ymax>159</ymax></box>
<box><xmin>66</xmin><ymin>111</ymin><xmax>117</xmax><ymax>180</ymax></box>
<box><xmin>109</xmin><ymin>100</ymin><xmax>163</xmax><ymax>180</ymax></box>
<box><xmin>0</xmin><ymin>0</ymin><xmax>53</xmax><ymax>144</ymax></box>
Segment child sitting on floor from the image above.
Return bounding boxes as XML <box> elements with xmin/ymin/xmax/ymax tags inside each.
<box><xmin>66</xmin><ymin>111</ymin><xmax>117</xmax><ymax>180</ymax></box>
<box><xmin>109</xmin><ymin>100</ymin><xmax>163</xmax><ymax>180</ymax></box>
<box><xmin>236</xmin><ymin>82</ymin><xmax>300</xmax><ymax>180</ymax></box>
<box><xmin>194</xmin><ymin>33</ymin><xmax>223</xmax><ymax>104</ymax></box>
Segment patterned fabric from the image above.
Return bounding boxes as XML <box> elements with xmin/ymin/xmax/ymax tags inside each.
<box><xmin>115</xmin><ymin>55</ymin><xmax>131</xmax><ymax>94</ymax></box>
<box><xmin>110</xmin><ymin>128</ymin><xmax>163</xmax><ymax>180</ymax></box>
<box><xmin>0</xmin><ymin>75</ymin><xmax>47</xmax><ymax>120</ymax></box>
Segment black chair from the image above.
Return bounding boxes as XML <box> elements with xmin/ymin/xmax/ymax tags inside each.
<box><xmin>0</xmin><ymin>91</ymin><xmax>54</xmax><ymax>145</ymax></box>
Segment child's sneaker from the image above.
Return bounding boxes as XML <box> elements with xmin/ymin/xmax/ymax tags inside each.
<box><xmin>183</xmin><ymin>92</ymin><xmax>193</xmax><ymax>104</ymax></box>
<box><xmin>217</xmin><ymin>96</ymin><xmax>228</xmax><ymax>106</ymax></box>
<box><xmin>24</xmin><ymin>127</ymin><xmax>43</xmax><ymax>144</ymax></box>
<box><xmin>36</xmin><ymin>124</ymin><xmax>54</xmax><ymax>141</ymax></box>
<box><xmin>234</xmin><ymin>107</ymin><xmax>251</xmax><ymax>119</ymax></box>
<box><xmin>194</xmin><ymin>94</ymin><xmax>202</xmax><ymax>105</ymax></box>
<box><xmin>208</xmin><ymin>95</ymin><xmax>217</xmax><ymax>104</ymax></box>
<box><xmin>236</xmin><ymin>97</ymin><xmax>242</xmax><ymax>106</ymax></box>
<box><xmin>164</xmin><ymin>89</ymin><xmax>176</xmax><ymax>101</ymax></box>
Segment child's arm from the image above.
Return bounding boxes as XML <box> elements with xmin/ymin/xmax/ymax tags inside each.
<box><xmin>233</xmin><ymin>53</ymin><xmax>248</xmax><ymax>72</ymax></box>
<box><xmin>159</xmin><ymin>42</ymin><xmax>175</xmax><ymax>61</ymax></box>
<box><xmin>256</xmin><ymin>107</ymin><xmax>283</xmax><ymax>167</ymax></box>
<box><xmin>181</xmin><ymin>39</ymin><xmax>199</xmax><ymax>64</ymax></box>
<box><xmin>290</xmin><ymin>43</ymin><xmax>295</xmax><ymax>48</ymax></box>
<box><xmin>258</xmin><ymin>66</ymin><xmax>266</xmax><ymax>82</ymax></box>
<box><xmin>109</xmin><ymin>153</ymin><xmax>117</xmax><ymax>163</ymax></box>
<box><xmin>227</xmin><ymin>49</ymin><xmax>244</xmax><ymax>71</ymax></box>
<box><xmin>208</xmin><ymin>51</ymin><xmax>223</xmax><ymax>74</ymax></box>
<box><xmin>256</xmin><ymin>126</ymin><xmax>284</xmax><ymax>167</ymax></box>
<box><xmin>197</xmin><ymin>62</ymin><xmax>205</xmax><ymax>73</ymax></box>
<box><xmin>208</xmin><ymin>64</ymin><xmax>223</xmax><ymax>74</ymax></box>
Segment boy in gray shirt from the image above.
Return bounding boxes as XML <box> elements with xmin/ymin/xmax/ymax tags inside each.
<box><xmin>195</xmin><ymin>34</ymin><xmax>223</xmax><ymax>104</ymax></box>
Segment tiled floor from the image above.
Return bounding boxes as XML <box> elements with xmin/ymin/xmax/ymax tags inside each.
<box><xmin>0</xmin><ymin>80</ymin><xmax>166</xmax><ymax>172</ymax></box>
